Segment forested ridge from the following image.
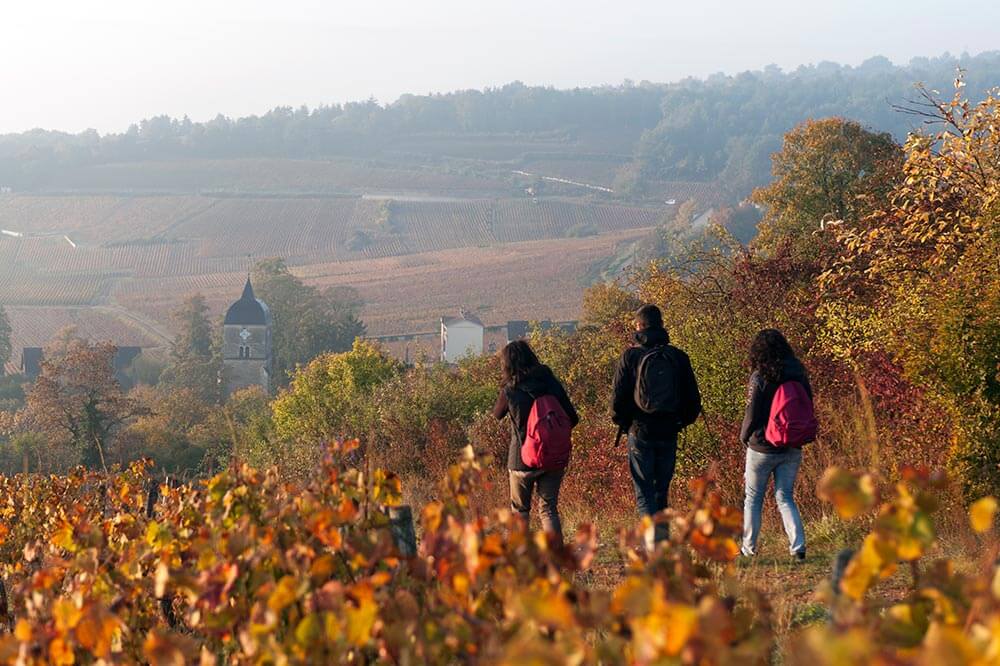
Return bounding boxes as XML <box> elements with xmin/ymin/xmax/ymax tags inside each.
<box><xmin>3</xmin><ymin>51</ymin><xmax>1000</xmax><ymax>199</ymax></box>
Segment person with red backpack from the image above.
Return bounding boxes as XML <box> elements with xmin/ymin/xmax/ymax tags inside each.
<box><xmin>612</xmin><ymin>305</ymin><xmax>702</xmax><ymax>545</ymax></box>
<box><xmin>493</xmin><ymin>340</ymin><xmax>579</xmax><ymax>541</ymax></box>
<box><xmin>739</xmin><ymin>329</ymin><xmax>818</xmax><ymax>562</ymax></box>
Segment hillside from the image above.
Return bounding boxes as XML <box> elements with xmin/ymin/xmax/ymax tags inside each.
<box><xmin>0</xmin><ymin>188</ymin><xmax>662</xmax><ymax>355</ymax></box>
<box><xmin>3</xmin><ymin>51</ymin><xmax>999</xmax><ymax>361</ymax></box>
<box><xmin>3</xmin><ymin>52</ymin><xmax>999</xmax><ymax>199</ymax></box>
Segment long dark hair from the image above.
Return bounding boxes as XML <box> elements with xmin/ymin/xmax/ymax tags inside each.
<box><xmin>500</xmin><ymin>340</ymin><xmax>541</xmax><ymax>387</ymax></box>
<box><xmin>749</xmin><ymin>329</ymin><xmax>795</xmax><ymax>383</ymax></box>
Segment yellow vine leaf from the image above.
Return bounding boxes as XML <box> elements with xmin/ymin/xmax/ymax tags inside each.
<box><xmin>969</xmin><ymin>496</ymin><xmax>998</xmax><ymax>533</ymax></box>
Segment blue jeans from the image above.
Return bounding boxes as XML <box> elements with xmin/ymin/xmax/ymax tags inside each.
<box><xmin>742</xmin><ymin>447</ymin><xmax>805</xmax><ymax>556</ymax></box>
<box><xmin>628</xmin><ymin>434</ymin><xmax>678</xmax><ymax>519</ymax></box>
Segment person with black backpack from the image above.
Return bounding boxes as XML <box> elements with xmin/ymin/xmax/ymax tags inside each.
<box><xmin>612</xmin><ymin>305</ymin><xmax>701</xmax><ymax>542</ymax></box>
<box><xmin>739</xmin><ymin>329</ymin><xmax>817</xmax><ymax>562</ymax></box>
<box><xmin>493</xmin><ymin>340</ymin><xmax>579</xmax><ymax>541</ymax></box>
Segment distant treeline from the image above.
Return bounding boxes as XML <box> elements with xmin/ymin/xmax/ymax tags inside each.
<box><xmin>2</xmin><ymin>51</ymin><xmax>999</xmax><ymax>198</ymax></box>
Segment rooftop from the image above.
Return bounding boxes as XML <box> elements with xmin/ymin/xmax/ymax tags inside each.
<box><xmin>224</xmin><ymin>278</ymin><xmax>271</xmax><ymax>326</ymax></box>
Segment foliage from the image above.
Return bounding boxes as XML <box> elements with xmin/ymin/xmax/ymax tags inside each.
<box><xmin>633</xmin><ymin>53</ymin><xmax>1000</xmax><ymax>191</ymax></box>
<box><xmin>16</xmin><ymin>339</ymin><xmax>142</xmax><ymax>471</ymax></box>
<box><xmin>271</xmin><ymin>340</ymin><xmax>401</xmax><ymax>460</ymax></box>
<box><xmin>797</xmin><ymin>466</ymin><xmax>1000</xmax><ymax>664</ymax></box>
<box><xmin>253</xmin><ymin>259</ymin><xmax>366</xmax><ymax>387</ymax></box>
<box><xmin>822</xmin><ymin>80</ymin><xmax>1000</xmax><ymax>498</ymax></box>
<box><xmin>159</xmin><ymin>294</ymin><xmax>222</xmax><ymax>404</ymax></box>
<box><xmin>117</xmin><ymin>386</ymin><xmax>214</xmax><ymax>474</ymax></box>
<box><xmin>751</xmin><ymin>117</ymin><xmax>901</xmax><ymax>257</ymax></box>
<box><xmin>0</xmin><ymin>446</ymin><xmax>774</xmax><ymax>664</ymax></box>
<box><xmin>581</xmin><ymin>282</ymin><xmax>641</xmax><ymax>328</ymax></box>
<box><xmin>368</xmin><ymin>356</ymin><xmax>497</xmax><ymax>476</ymax></box>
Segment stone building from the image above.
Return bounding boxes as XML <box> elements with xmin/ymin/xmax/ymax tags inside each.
<box><xmin>223</xmin><ymin>278</ymin><xmax>272</xmax><ymax>397</ymax></box>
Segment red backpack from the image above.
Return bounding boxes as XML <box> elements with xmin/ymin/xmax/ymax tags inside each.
<box><xmin>520</xmin><ymin>395</ymin><xmax>573</xmax><ymax>470</ymax></box>
<box><xmin>765</xmin><ymin>381</ymin><xmax>818</xmax><ymax>448</ymax></box>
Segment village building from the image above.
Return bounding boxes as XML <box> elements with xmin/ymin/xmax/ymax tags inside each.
<box><xmin>440</xmin><ymin>311</ymin><xmax>484</xmax><ymax>363</ymax></box>
<box><xmin>222</xmin><ymin>277</ymin><xmax>272</xmax><ymax>398</ymax></box>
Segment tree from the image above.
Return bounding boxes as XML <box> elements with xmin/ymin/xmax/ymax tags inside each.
<box><xmin>271</xmin><ymin>339</ymin><xmax>401</xmax><ymax>447</ymax></box>
<box><xmin>21</xmin><ymin>339</ymin><xmax>142</xmax><ymax>470</ymax></box>
<box><xmin>160</xmin><ymin>294</ymin><xmax>223</xmax><ymax>403</ymax></box>
<box><xmin>822</xmin><ymin>82</ymin><xmax>1000</xmax><ymax>497</ymax></box>
<box><xmin>582</xmin><ymin>282</ymin><xmax>641</xmax><ymax>328</ymax></box>
<box><xmin>0</xmin><ymin>305</ymin><xmax>10</xmax><ymax>373</ymax></box>
<box><xmin>253</xmin><ymin>259</ymin><xmax>366</xmax><ymax>386</ymax></box>
<box><xmin>751</xmin><ymin>118</ymin><xmax>901</xmax><ymax>256</ymax></box>
<box><xmin>116</xmin><ymin>386</ymin><xmax>210</xmax><ymax>473</ymax></box>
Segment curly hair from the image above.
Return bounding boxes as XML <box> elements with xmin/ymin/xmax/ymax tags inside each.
<box><xmin>500</xmin><ymin>340</ymin><xmax>541</xmax><ymax>387</ymax></box>
<box><xmin>749</xmin><ymin>329</ymin><xmax>795</xmax><ymax>384</ymax></box>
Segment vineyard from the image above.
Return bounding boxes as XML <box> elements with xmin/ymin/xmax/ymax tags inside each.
<box><xmin>0</xmin><ymin>442</ymin><xmax>996</xmax><ymax>663</ymax></box>
<box><xmin>0</xmin><ymin>196</ymin><xmax>213</xmax><ymax>245</ymax></box>
<box><xmin>1</xmin><ymin>306</ymin><xmax>159</xmax><ymax>374</ymax></box>
<box><xmin>52</xmin><ymin>158</ymin><xmax>514</xmax><ymax>196</ymax></box>
<box><xmin>0</xmin><ymin>188</ymin><xmax>664</xmax><ymax>355</ymax></box>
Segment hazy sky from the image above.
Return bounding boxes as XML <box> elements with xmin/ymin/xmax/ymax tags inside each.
<box><xmin>2</xmin><ymin>0</ymin><xmax>998</xmax><ymax>134</ymax></box>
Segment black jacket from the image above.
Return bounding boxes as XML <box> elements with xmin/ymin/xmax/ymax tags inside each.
<box><xmin>739</xmin><ymin>356</ymin><xmax>813</xmax><ymax>453</ymax></box>
<box><xmin>611</xmin><ymin>327</ymin><xmax>701</xmax><ymax>442</ymax></box>
<box><xmin>493</xmin><ymin>365</ymin><xmax>579</xmax><ymax>471</ymax></box>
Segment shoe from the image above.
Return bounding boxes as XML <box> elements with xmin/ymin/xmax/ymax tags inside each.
<box><xmin>794</xmin><ymin>550</ymin><xmax>806</xmax><ymax>563</ymax></box>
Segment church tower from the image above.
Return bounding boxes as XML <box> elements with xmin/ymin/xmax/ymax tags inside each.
<box><xmin>223</xmin><ymin>277</ymin><xmax>272</xmax><ymax>398</ymax></box>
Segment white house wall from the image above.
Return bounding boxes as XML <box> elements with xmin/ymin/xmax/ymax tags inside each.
<box><xmin>441</xmin><ymin>322</ymin><xmax>484</xmax><ymax>363</ymax></box>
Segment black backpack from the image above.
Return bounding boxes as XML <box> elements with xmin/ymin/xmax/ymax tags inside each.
<box><xmin>633</xmin><ymin>346</ymin><xmax>682</xmax><ymax>416</ymax></box>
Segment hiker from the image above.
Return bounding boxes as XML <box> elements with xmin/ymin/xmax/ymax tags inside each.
<box><xmin>612</xmin><ymin>304</ymin><xmax>701</xmax><ymax>541</ymax></box>
<box><xmin>739</xmin><ymin>329</ymin><xmax>817</xmax><ymax>562</ymax></box>
<box><xmin>493</xmin><ymin>340</ymin><xmax>579</xmax><ymax>541</ymax></box>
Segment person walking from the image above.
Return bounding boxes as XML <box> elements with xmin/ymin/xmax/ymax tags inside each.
<box><xmin>612</xmin><ymin>304</ymin><xmax>701</xmax><ymax>545</ymax></box>
<box><xmin>493</xmin><ymin>340</ymin><xmax>579</xmax><ymax>541</ymax></box>
<box><xmin>739</xmin><ymin>329</ymin><xmax>817</xmax><ymax>562</ymax></box>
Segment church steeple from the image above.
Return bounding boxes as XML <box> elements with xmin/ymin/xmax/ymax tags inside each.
<box><xmin>224</xmin><ymin>277</ymin><xmax>270</xmax><ymax>326</ymax></box>
<box><xmin>223</xmin><ymin>277</ymin><xmax>272</xmax><ymax>397</ymax></box>
<box><xmin>241</xmin><ymin>276</ymin><xmax>255</xmax><ymax>301</ymax></box>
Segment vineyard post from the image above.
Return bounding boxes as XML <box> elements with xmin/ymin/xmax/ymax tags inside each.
<box><xmin>388</xmin><ymin>505</ymin><xmax>417</xmax><ymax>557</ymax></box>
<box><xmin>828</xmin><ymin>547</ymin><xmax>855</xmax><ymax>623</ymax></box>
<box><xmin>0</xmin><ymin>577</ymin><xmax>10</xmax><ymax>633</ymax></box>
<box><xmin>145</xmin><ymin>477</ymin><xmax>160</xmax><ymax>518</ymax></box>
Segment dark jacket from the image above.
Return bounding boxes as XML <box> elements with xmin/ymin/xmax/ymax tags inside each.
<box><xmin>739</xmin><ymin>356</ymin><xmax>813</xmax><ymax>453</ymax></box>
<box><xmin>611</xmin><ymin>327</ymin><xmax>702</xmax><ymax>442</ymax></box>
<box><xmin>493</xmin><ymin>365</ymin><xmax>579</xmax><ymax>471</ymax></box>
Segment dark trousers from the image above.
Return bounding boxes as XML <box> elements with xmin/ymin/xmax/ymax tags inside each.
<box><xmin>628</xmin><ymin>434</ymin><xmax>678</xmax><ymax>517</ymax></box>
<box><xmin>509</xmin><ymin>468</ymin><xmax>566</xmax><ymax>539</ymax></box>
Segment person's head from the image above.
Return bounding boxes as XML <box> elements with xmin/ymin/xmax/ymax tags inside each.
<box><xmin>749</xmin><ymin>329</ymin><xmax>795</xmax><ymax>383</ymax></box>
<box><xmin>634</xmin><ymin>304</ymin><xmax>663</xmax><ymax>331</ymax></box>
<box><xmin>500</xmin><ymin>339</ymin><xmax>541</xmax><ymax>386</ymax></box>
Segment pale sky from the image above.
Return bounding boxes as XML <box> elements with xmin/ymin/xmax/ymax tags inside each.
<box><xmin>1</xmin><ymin>0</ymin><xmax>998</xmax><ymax>134</ymax></box>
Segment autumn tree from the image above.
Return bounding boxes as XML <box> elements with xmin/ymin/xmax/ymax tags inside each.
<box><xmin>822</xmin><ymin>81</ymin><xmax>1000</xmax><ymax>497</ymax></box>
<box><xmin>159</xmin><ymin>294</ymin><xmax>222</xmax><ymax>403</ymax></box>
<box><xmin>21</xmin><ymin>339</ymin><xmax>142</xmax><ymax>471</ymax></box>
<box><xmin>117</xmin><ymin>386</ymin><xmax>212</xmax><ymax>473</ymax></box>
<box><xmin>751</xmin><ymin>118</ymin><xmax>902</xmax><ymax>257</ymax></box>
<box><xmin>582</xmin><ymin>282</ymin><xmax>640</xmax><ymax>328</ymax></box>
<box><xmin>253</xmin><ymin>259</ymin><xmax>366</xmax><ymax>387</ymax></box>
<box><xmin>271</xmin><ymin>339</ymin><xmax>400</xmax><ymax>450</ymax></box>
